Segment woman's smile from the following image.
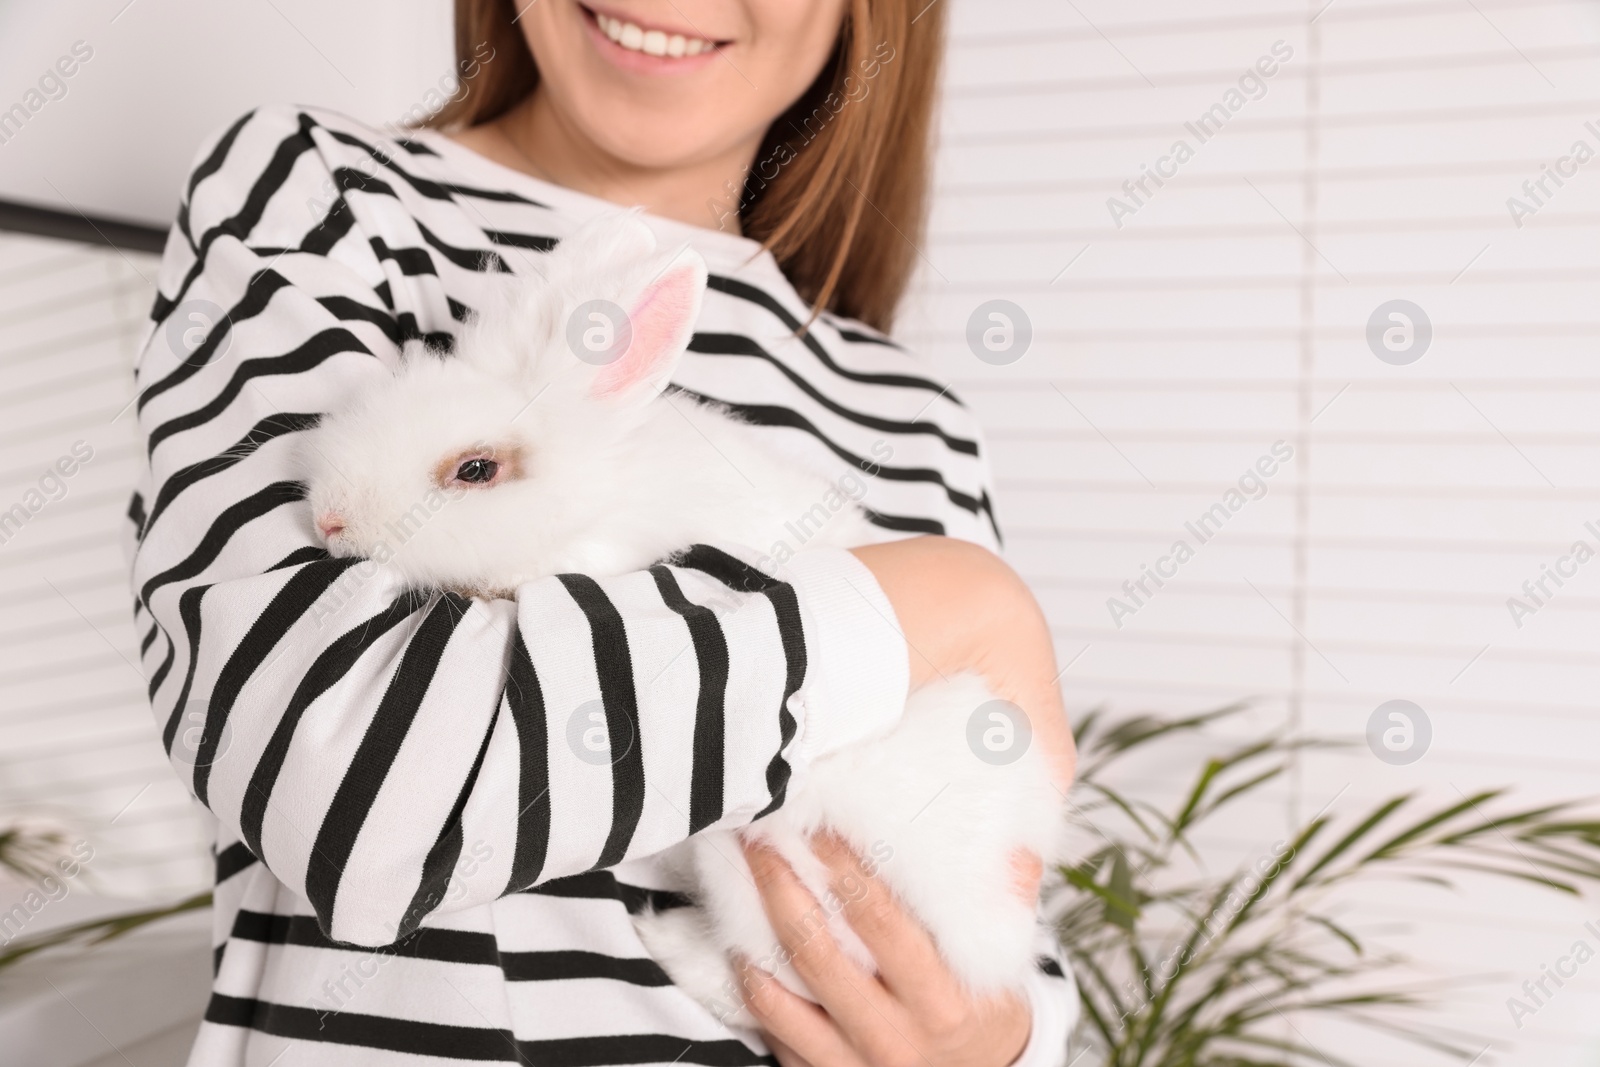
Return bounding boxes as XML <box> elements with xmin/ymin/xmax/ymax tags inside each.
<box><xmin>578</xmin><ymin>2</ymin><xmax>729</xmax><ymax>73</ymax></box>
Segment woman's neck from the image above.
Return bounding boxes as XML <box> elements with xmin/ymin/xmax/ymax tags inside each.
<box><xmin>456</xmin><ymin>92</ymin><xmax>758</xmax><ymax>235</ymax></box>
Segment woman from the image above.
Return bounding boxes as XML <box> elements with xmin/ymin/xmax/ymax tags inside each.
<box><xmin>130</xmin><ymin>1</ymin><xmax>1077</xmax><ymax>1064</ymax></box>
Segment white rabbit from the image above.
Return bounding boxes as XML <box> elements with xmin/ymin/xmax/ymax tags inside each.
<box><xmin>302</xmin><ymin>212</ymin><xmax>1065</xmax><ymax>1029</ymax></box>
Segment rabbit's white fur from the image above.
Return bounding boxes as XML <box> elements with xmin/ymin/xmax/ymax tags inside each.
<box><xmin>304</xmin><ymin>214</ymin><xmax>872</xmax><ymax>594</ymax></box>
<box><xmin>648</xmin><ymin>673</ymin><xmax>1063</xmax><ymax>1028</ymax></box>
<box><xmin>303</xmin><ymin>213</ymin><xmax>1064</xmax><ymax>1029</ymax></box>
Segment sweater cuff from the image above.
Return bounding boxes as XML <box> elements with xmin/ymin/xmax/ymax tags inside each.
<box><xmin>780</xmin><ymin>547</ymin><xmax>910</xmax><ymax>766</ymax></box>
<box><xmin>1011</xmin><ymin>954</ymin><xmax>1078</xmax><ymax>1067</ymax></box>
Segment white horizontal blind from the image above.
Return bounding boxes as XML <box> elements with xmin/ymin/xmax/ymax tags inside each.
<box><xmin>0</xmin><ymin>232</ymin><xmax>206</xmax><ymax>900</ymax></box>
<box><xmin>910</xmin><ymin>0</ymin><xmax>1600</xmax><ymax>1062</ymax></box>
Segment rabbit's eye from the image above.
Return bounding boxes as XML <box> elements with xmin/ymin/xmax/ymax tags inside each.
<box><xmin>434</xmin><ymin>444</ymin><xmax>523</xmax><ymax>491</ymax></box>
<box><xmin>455</xmin><ymin>458</ymin><xmax>499</xmax><ymax>484</ymax></box>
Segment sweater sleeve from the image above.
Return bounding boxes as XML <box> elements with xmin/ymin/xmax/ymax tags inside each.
<box><xmin>132</xmin><ymin>106</ymin><xmax>908</xmax><ymax>948</ymax></box>
<box><xmin>1012</xmin><ymin>927</ymin><xmax>1079</xmax><ymax>1067</ymax></box>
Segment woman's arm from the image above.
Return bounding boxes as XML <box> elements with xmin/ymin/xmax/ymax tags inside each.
<box><xmin>142</xmin><ymin>107</ymin><xmax>1073</xmax><ymax>956</ymax></box>
<box><xmin>853</xmin><ymin>537</ymin><xmax>1076</xmax><ymax>787</ymax></box>
<box><xmin>135</xmin><ymin>107</ymin><xmax>920</xmax><ymax>947</ymax></box>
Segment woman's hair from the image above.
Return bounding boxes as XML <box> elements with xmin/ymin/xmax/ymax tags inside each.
<box><xmin>424</xmin><ymin>0</ymin><xmax>946</xmax><ymax>332</ymax></box>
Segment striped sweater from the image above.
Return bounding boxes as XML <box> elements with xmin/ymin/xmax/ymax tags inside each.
<box><xmin>130</xmin><ymin>105</ymin><xmax>1074</xmax><ymax>1066</ymax></box>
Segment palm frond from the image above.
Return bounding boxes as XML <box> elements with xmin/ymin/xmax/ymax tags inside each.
<box><xmin>0</xmin><ymin>890</ymin><xmax>212</xmax><ymax>972</ymax></box>
<box><xmin>1055</xmin><ymin>704</ymin><xmax>1600</xmax><ymax>1066</ymax></box>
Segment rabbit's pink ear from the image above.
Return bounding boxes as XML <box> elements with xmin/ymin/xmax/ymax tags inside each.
<box><xmin>591</xmin><ymin>248</ymin><xmax>707</xmax><ymax>402</ymax></box>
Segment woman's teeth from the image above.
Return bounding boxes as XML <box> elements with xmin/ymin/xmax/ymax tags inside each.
<box><xmin>593</xmin><ymin>12</ymin><xmax>716</xmax><ymax>56</ymax></box>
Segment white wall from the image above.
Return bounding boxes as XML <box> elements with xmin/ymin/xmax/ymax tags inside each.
<box><xmin>904</xmin><ymin>0</ymin><xmax>1600</xmax><ymax>1062</ymax></box>
<box><xmin>0</xmin><ymin>0</ymin><xmax>453</xmax><ymax>225</ymax></box>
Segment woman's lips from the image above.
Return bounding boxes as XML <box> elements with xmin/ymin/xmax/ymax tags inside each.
<box><xmin>579</xmin><ymin>4</ymin><xmax>728</xmax><ymax>74</ymax></box>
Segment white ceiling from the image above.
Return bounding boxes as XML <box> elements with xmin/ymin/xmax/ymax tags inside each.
<box><xmin>0</xmin><ymin>0</ymin><xmax>454</xmax><ymax>229</ymax></box>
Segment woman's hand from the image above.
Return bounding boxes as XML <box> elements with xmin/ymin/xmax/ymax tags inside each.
<box><xmin>735</xmin><ymin>835</ymin><xmax>1035</xmax><ymax>1067</ymax></box>
<box><xmin>732</xmin><ymin>539</ymin><xmax>1061</xmax><ymax>1065</ymax></box>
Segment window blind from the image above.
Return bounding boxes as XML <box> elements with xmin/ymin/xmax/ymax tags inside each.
<box><xmin>905</xmin><ymin>0</ymin><xmax>1600</xmax><ymax>1060</ymax></box>
<box><xmin>0</xmin><ymin>233</ymin><xmax>202</xmax><ymax>900</ymax></box>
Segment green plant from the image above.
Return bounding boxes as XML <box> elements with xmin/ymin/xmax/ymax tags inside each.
<box><xmin>0</xmin><ymin>818</ymin><xmax>211</xmax><ymax>973</ymax></box>
<box><xmin>1054</xmin><ymin>706</ymin><xmax>1600</xmax><ymax>1066</ymax></box>
<box><xmin>0</xmin><ymin>820</ymin><xmax>72</xmax><ymax>885</ymax></box>
<box><xmin>0</xmin><ymin>891</ymin><xmax>211</xmax><ymax>971</ymax></box>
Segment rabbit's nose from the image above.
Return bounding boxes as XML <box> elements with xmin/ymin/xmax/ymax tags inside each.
<box><xmin>316</xmin><ymin>513</ymin><xmax>347</xmax><ymax>540</ymax></box>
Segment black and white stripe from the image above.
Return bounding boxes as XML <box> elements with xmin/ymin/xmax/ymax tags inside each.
<box><xmin>131</xmin><ymin>105</ymin><xmax>1067</xmax><ymax>1066</ymax></box>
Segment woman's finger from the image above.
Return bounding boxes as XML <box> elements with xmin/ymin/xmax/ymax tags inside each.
<box><xmin>734</xmin><ymin>956</ymin><xmax>867</xmax><ymax>1067</ymax></box>
<box><xmin>810</xmin><ymin>832</ymin><xmax>960</xmax><ymax>1013</ymax></box>
<box><xmin>762</xmin><ymin>1032</ymin><xmax>816</xmax><ymax>1067</ymax></box>
<box><xmin>742</xmin><ymin>841</ymin><xmax>906</xmax><ymax>1047</ymax></box>
<box><xmin>1010</xmin><ymin>848</ymin><xmax>1043</xmax><ymax>902</ymax></box>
